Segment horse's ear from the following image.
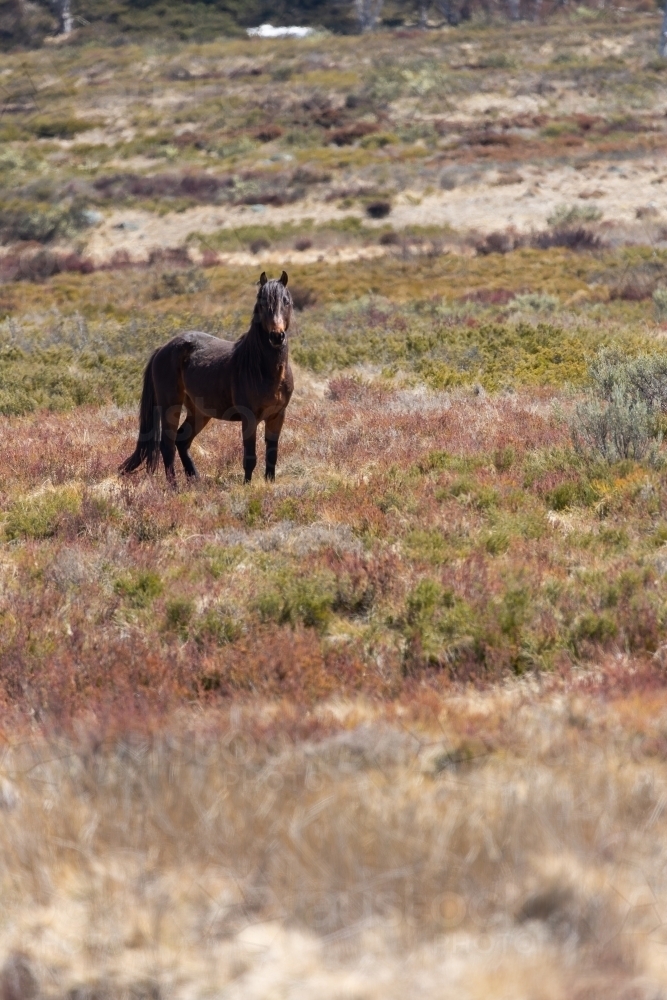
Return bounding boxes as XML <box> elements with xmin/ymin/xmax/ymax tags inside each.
<box><xmin>279</xmin><ymin>270</ymin><xmax>288</xmax><ymax>287</ymax></box>
<box><xmin>259</xmin><ymin>272</ymin><xmax>268</xmax><ymax>286</ymax></box>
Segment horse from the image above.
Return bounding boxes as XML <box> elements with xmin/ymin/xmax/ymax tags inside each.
<box><xmin>120</xmin><ymin>270</ymin><xmax>294</xmax><ymax>485</ymax></box>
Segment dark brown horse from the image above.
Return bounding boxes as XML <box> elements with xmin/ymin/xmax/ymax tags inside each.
<box><xmin>120</xmin><ymin>271</ymin><xmax>294</xmax><ymax>484</ymax></box>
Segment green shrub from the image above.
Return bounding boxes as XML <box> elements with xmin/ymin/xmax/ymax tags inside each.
<box><xmin>0</xmin><ymin>202</ymin><xmax>93</xmax><ymax>244</ymax></box>
<box><xmin>114</xmin><ymin>571</ymin><xmax>163</xmax><ymax>608</ymax></box>
<box><xmin>511</xmin><ymin>293</ymin><xmax>559</xmax><ymax>313</ymax></box>
<box><xmin>165</xmin><ymin>598</ymin><xmax>194</xmax><ymax>635</ymax></box>
<box><xmin>256</xmin><ymin>573</ymin><xmax>336</xmax><ymax>631</ymax></box>
<box><xmin>542</xmin><ymin>121</ymin><xmax>579</xmax><ymax>137</ymax></box>
<box><xmin>195</xmin><ymin>608</ymin><xmax>241</xmax><ymax>646</ymax></box>
<box><xmin>0</xmin><ymin>348</ymin><xmax>143</xmax><ymax>416</ymax></box>
<box><xmin>547</xmin><ymin>204</ymin><xmax>602</xmax><ymax>226</ymax></box>
<box><xmin>403</xmin><ymin>579</ymin><xmax>477</xmax><ymax>667</ymax></box>
<box><xmin>293</xmin><ymin>308</ymin><xmax>591</xmax><ymax>389</ymax></box>
<box><xmin>485</xmin><ymin>529</ymin><xmax>510</xmax><ymax>555</ymax></box>
<box><xmin>151</xmin><ymin>269</ymin><xmax>208</xmax><ymax>300</ymax></box>
<box><xmin>546</xmin><ymin>478</ymin><xmax>598</xmax><ymax>511</ymax></box>
<box><xmin>404</xmin><ymin>529</ymin><xmax>450</xmax><ymax>565</ymax></box>
<box><xmin>571</xmin><ymin>611</ymin><xmax>617</xmax><ymax>645</ymax></box>
<box><xmin>569</xmin><ymin>350</ymin><xmax>667</xmax><ymax>463</ymax></box>
<box><xmin>588</xmin><ymin>349</ymin><xmax>667</xmax><ymax>411</ymax></box>
<box><xmin>244</xmin><ymin>497</ymin><xmax>263</xmax><ymax>528</ymax></box>
<box><xmin>653</xmin><ymin>287</ymin><xmax>667</xmax><ymax>321</ymax></box>
<box><xmin>420</xmin><ymin>451</ymin><xmax>482</xmax><ymax>475</ymax></box>
<box><xmin>204</xmin><ymin>546</ymin><xmax>243</xmax><ymax>578</ymax></box>
<box><xmin>572</xmin><ymin>389</ymin><xmax>657</xmax><ymax>462</ymax></box>
<box><xmin>29</xmin><ymin>118</ymin><xmax>96</xmax><ymax>139</ymax></box>
<box><xmin>499</xmin><ymin>587</ymin><xmax>530</xmax><ymax>640</ymax></box>
<box><xmin>5</xmin><ymin>486</ymin><xmax>81</xmax><ymax>540</ymax></box>
<box><xmin>493</xmin><ymin>446</ymin><xmax>515</xmax><ymax>473</ymax></box>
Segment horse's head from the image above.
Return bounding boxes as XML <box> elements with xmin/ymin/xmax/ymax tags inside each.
<box><xmin>256</xmin><ymin>271</ymin><xmax>292</xmax><ymax>349</ymax></box>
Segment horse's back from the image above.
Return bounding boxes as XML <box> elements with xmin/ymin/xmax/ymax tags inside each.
<box><xmin>160</xmin><ymin>330</ymin><xmax>233</xmax><ymax>360</ymax></box>
<box><xmin>157</xmin><ymin>331</ymin><xmax>235</xmax><ymax>414</ymax></box>
<box><xmin>152</xmin><ymin>331</ymin><xmax>232</xmax><ymax>374</ymax></box>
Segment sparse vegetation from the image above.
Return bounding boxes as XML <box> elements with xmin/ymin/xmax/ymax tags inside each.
<box><xmin>1</xmin><ymin>11</ymin><xmax>667</xmax><ymax>997</ymax></box>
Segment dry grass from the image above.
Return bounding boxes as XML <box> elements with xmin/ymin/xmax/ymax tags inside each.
<box><xmin>1</xmin><ymin>374</ymin><xmax>667</xmax><ymax>722</ymax></box>
<box><xmin>3</xmin><ymin>691</ymin><xmax>667</xmax><ymax>998</ymax></box>
<box><xmin>4</xmin><ymin>15</ymin><xmax>667</xmax><ymax>997</ymax></box>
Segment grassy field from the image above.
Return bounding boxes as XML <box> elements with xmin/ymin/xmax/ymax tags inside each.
<box><xmin>5</xmin><ymin>10</ymin><xmax>667</xmax><ymax>999</ymax></box>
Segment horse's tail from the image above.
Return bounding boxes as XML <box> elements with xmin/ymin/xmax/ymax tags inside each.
<box><xmin>119</xmin><ymin>349</ymin><xmax>161</xmax><ymax>475</ymax></box>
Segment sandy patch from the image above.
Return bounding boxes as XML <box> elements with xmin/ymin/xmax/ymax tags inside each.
<box><xmin>83</xmin><ymin>198</ymin><xmax>367</xmax><ymax>264</ymax></box>
<box><xmin>78</xmin><ymin>155</ymin><xmax>667</xmax><ymax>266</ymax></box>
<box><xmin>393</xmin><ymin>157</ymin><xmax>667</xmax><ymax>232</ymax></box>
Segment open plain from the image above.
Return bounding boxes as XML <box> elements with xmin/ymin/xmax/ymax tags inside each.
<box><xmin>5</xmin><ymin>8</ymin><xmax>667</xmax><ymax>997</ymax></box>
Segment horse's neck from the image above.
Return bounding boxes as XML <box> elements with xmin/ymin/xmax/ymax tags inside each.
<box><xmin>237</xmin><ymin>323</ymin><xmax>286</xmax><ymax>380</ymax></box>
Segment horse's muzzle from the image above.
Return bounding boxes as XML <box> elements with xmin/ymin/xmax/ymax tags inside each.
<box><xmin>269</xmin><ymin>331</ymin><xmax>286</xmax><ymax>348</ymax></box>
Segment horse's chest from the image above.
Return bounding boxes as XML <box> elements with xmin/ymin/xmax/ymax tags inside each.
<box><xmin>238</xmin><ymin>362</ymin><xmax>291</xmax><ymax>421</ymax></box>
<box><xmin>265</xmin><ymin>366</ymin><xmax>291</xmax><ymax>411</ymax></box>
<box><xmin>276</xmin><ymin>373</ymin><xmax>290</xmax><ymax>404</ymax></box>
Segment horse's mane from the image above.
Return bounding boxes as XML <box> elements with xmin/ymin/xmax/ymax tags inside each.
<box><xmin>231</xmin><ymin>280</ymin><xmax>288</xmax><ymax>378</ymax></box>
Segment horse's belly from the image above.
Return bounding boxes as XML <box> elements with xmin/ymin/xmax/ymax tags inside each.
<box><xmin>183</xmin><ymin>371</ymin><xmax>231</xmax><ymax>420</ymax></box>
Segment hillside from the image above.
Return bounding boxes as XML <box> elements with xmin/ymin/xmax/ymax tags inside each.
<box><xmin>3</xmin><ymin>12</ymin><xmax>667</xmax><ymax>1000</ymax></box>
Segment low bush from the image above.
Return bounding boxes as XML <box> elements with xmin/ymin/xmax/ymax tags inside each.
<box><xmin>547</xmin><ymin>204</ymin><xmax>602</xmax><ymax>227</ymax></box>
<box><xmin>366</xmin><ymin>201</ymin><xmax>392</xmax><ymax>219</ymax></box>
<box><xmin>114</xmin><ymin>571</ymin><xmax>163</xmax><ymax>608</ymax></box>
<box><xmin>0</xmin><ymin>202</ymin><xmax>94</xmax><ymax>245</ymax></box>
<box><xmin>475</xmin><ymin>228</ymin><xmax>524</xmax><ymax>255</ymax></box>
<box><xmin>570</xmin><ymin>350</ymin><xmax>667</xmax><ymax>462</ymax></box>
<box><xmin>589</xmin><ymin>349</ymin><xmax>667</xmax><ymax>411</ymax></box>
<box><xmin>654</xmin><ymin>286</ymin><xmax>667</xmax><ymax>320</ymax></box>
<box><xmin>165</xmin><ymin>598</ymin><xmax>195</xmax><ymax>636</ymax></box>
<box><xmin>329</xmin><ymin>123</ymin><xmax>378</xmax><ymax>146</ymax></box>
<box><xmin>256</xmin><ymin>572</ymin><xmax>337</xmax><ymax>631</ymax></box>
<box><xmin>512</xmin><ymin>293</ymin><xmax>559</xmax><ymax>313</ymax></box>
<box><xmin>402</xmin><ymin>578</ymin><xmax>480</xmax><ymax>670</ymax></box>
<box><xmin>546</xmin><ymin>477</ymin><xmax>598</xmax><ymax>511</ymax></box>
<box><xmin>379</xmin><ymin>230</ymin><xmax>400</xmax><ymax>245</ymax></box>
<box><xmin>572</xmin><ymin>389</ymin><xmax>656</xmax><ymax>462</ymax></box>
<box><xmin>0</xmin><ymin>348</ymin><xmax>142</xmax><ymax>415</ymax></box>
<box><xmin>610</xmin><ymin>274</ymin><xmax>657</xmax><ymax>301</ymax></box>
<box><xmin>5</xmin><ymin>486</ymin><xmax>81</xmax><ymax>540</ymax></box>
<box><xmin>195</xmin><ymin>607</ymin><xmax>241</xmax><ymax>646</ymax></box>
<box><xmin>289</xmin><ymin>285</ymin><xmax>317</xmax><ymax>311</ymax></box>
<box><xmin>250</xmin><ymin>237</ymin><xmax>270</xmax><ymax>254</ymax></box>
<box><xmin>150</xmin><ymin>268</ymin><xmax>208</xmax><ymax>299</ymax></box>
<box><xmin>532</xmin><ymin>227</ymin><xmax>602</xmax><ymax>251</ymax></box>
<box><xmin>0</xmin><ymin>250</ymin><xmax>95</xmax><ymax>282</ymax></box>
<box><xmin>29</xmin><ymin>118</ymin><xmax>97</xmax><ymax>139</ymax></box>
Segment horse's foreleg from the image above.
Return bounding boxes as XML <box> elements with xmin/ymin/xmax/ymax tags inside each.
<box><xmin>264</xmin><ymin>410</ymin><xmax>286</xmax><ymax>483</ymax></box>
<box><xmin>242</xmin><ymin>421</ymin><xmax>257</xmax><ymax>484</ymax></box>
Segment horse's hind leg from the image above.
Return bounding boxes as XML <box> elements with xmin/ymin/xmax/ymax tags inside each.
<box><xmin>159</xmin><ymin>400</ymin><xmax>183</xmax><ymax>486</ymax></box>
<box><xmin>177</xmin><ymin>396</ymin><xmax>210</xmax><ymax>479</ymax></box>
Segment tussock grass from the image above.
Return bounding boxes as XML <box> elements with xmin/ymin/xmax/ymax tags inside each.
<box><xmin>1</xmin><ymin>387</ymin><xmax>667</xmax><ymax>706</ymax></box>
<box><xmin>4</xmin><ymin>484</ymin><xmax>81</xmax><ymax>540</ymax></box>
<box><xmin>0</xmin><ymin>247</ymin><xmax>664</xmax><ymax>416</ymax></box>
<box><xmin>3</xmin><ymin>16</ymin><xmax>667</xmax><ymax>995</ymax></box>
<box><xmin>1</xmin><ymin>694</ymin><xmax>667</xmax><ymax>997</ymax></box>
